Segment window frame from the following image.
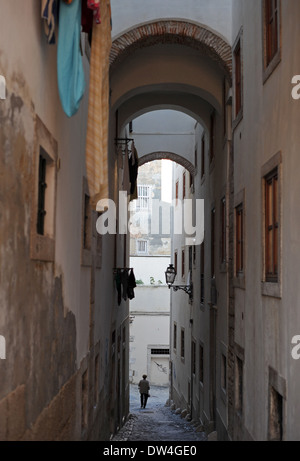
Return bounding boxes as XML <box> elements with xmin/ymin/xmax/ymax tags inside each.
<box><xmin>262</xmin><ymin>0</ymin><xmax>281</xmax><ymax>83</ymax></box>
<box><xmin>233</xmin><ymin>189</ymin><xmax>246</xmax><ymax>289</ymax></box>
<box><xmin>181</xmin><ymin>328</ymin><xmax>185</xmax><ymax>361</ymax></box>
<box><xmin>235</xmin><ymin>203</ymin><xmax>244</xmax><ymax>276</ymax></box>
<box><xmin>30</xmin><ymin>116</ymin><xmax>57</xmax><ymax>262</ymax></box>
<box><xmin>232</xmin><ymin>28</ymin><xmax>243</xmax><ymax>130</ymax></box>
<box><xmin>136</xmin><ymin>239</ymin><xmax>148</xmax><ymax>255</ymax></box>
<box><xmin>264</xmin><ymin>168</ymin><xmax>279</xmax><ymax>282</ymax></box>
<box><xmin>261</xmin><ymin>152</ymin><xmax>282</xmax><ymax>298</ymax></box>
<box><xmin>173</xmin><ymin>322</ymin><xmax>177</xmax><ymax>352</ymax></box>
<box><xmin>200</xmin><ymin>241</ymin><xmax>205</xmax><ymax>304</ymax></box>
<box><xmin>220</xmin><ymin>196</ymin><xmax>227</xmax><ymax>269</ymax></box>
<box><xmin>81</xmin><ymin>178</ymin><xmax>92</xmax><ymax>267</ymax></box>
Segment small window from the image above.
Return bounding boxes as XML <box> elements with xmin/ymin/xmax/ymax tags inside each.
<box><xmin>235</xmin><ymin>203</ymin><xmax>244</xmax><ymax>276</ymax></box>
<box><xmin>174</xmin><ymin>251</ymin><xmax>178</xmax><ymax>275</ymax></box>
<box><xmin>183</xmin><ymin>172</ymin><xmax>186</xmax><ymax>200</ymax></box>
<box><xmin>83</xmin><ymin>194</ymin><xmax>91</xmax><ymax>250</ymax></box>
<box><xmin>234</xmin><ymin>40</ymin><xmax>242</xmax><ymax>117</ymax></box>
<box><xmin>265</xmin><ymin>0</ymin><xmax>280</xmax><ymax>67</ymax></box>
<box><xmin>137</xmin><ymin>239</ymin><xmax>148</xmax><ymax>255</ymax></box>
<box><xmin>181</xmin><ymin>249</ymin><xmax>185</xmax><ymax>278</ymax></box>
<box><xmin>200</xmin><ymin>241</ymin><xmax>205</xmax><ymax>303</ymax></box>
<box><xmin>173</xmin><ymin>323</ymin><xmax>177</xmax><ymax>351</ymax></box>
<box><xmin>151</xmin><ymin>348</ymin><xmax>170</xmax><ymax>355</ymax></box>
<box><xmin>221</xmin><ymin>197</ymin><xmax>226</xmax><ymax>264</ymax></box>
<box><xmin>37</xmin><ymin>152</ymin><xmax>47</xmax><ymax>235</ymax></box>
<box><xmin>191</xmin><ymin>340</ymin><xmax>196</xmax><ymax>376</ymax></box>
<box><xmin>211</xmin><ymin>208</ymin><xmax>216</xmax><ymax>278</ymax></box>
<box><xmin>181</xmin><ymin>329</ymin><xmax>185</xmax><ymax>359</ymax></box>
<box><xmin>137</xmin><ymin>185</ymin><xmax>151</xmax><ymax>211</ymax></box>
<box><xmin>30</xmin><ymin>117</ymin><xmax>57</xmax><ymax>262</ymax></box>
<box><xmin>264</xmin><ymin>168</ymin><xmax>278</xmax><ymax>282</ymax></box>
<box><xmin>263</xmin><ymin>0</ymin><xmax>281</xmax><ymax>81</ymax></box>
<box><xmin>175</xmin><ymin>180</ymin><xmax>179</xmax><ymax>206</ymax></box>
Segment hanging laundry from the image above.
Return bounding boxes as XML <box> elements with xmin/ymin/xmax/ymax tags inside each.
<box><xmin>87</xmin><ymin>0</ymin><xmax>101</xmax><ymax>24</ymax></box>
<box><xmin>57</xmin><ymin>0</ymin><xmax>86</xmax><ymax>117</ymax></box>
<box><xmin>128</xmin><ymin>141</ymin><xmax>139</xmax><ymax>201</ymax></box>
<box><xmin>127</xmin><ymin>269</ymin><xmax>136</xmax><ymax>300</ymax></box>
<box><xmin>121</xmin><ymin>269</ymin><xmax>129</xmax><ymax>301</ymax></box>
<box><xmin>85</xmin><ymin>0</ymin><xmax>112</xmax><ymax>206</ymax></box>
<box><xmin>41</xmin><ymin>0</ymin><xmax>57</xmax><ymax>45</ymax></box>
<box><xmin>81</xmin><ymin>0</ymin><xmax>94</xmax><ymax>34</ymax></box>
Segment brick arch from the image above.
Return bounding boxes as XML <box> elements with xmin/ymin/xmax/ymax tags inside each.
<box><xmin>139</xmin><ymin>152</ymin><xmax>196</xmax><ymax>176</ymax></box>
<box><xmin>110</xmin><ymin>20</ymin><xmax>232</xmax><ymax>77</ymax></box>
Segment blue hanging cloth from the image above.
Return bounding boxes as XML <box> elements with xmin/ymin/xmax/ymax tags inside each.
<box><xmin>57</xmin><ymin>0</ymin><xmax>86</xmax><ymax>117</ymax></box>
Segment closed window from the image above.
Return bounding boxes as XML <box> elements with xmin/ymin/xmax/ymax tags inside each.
<box><xmin>183</xmin><ymin>172</ymin><xmax>186</xmax><ymax>200</ymax></box>
<box><xmin>181</xmin><ymin>249</ymin><xmax>185</xmax><ymax>278</ymax></box>
<box><xmin>234</xmin><ymin>40</ymin><xmax>242</xmax><ymax>117</ymax></box>
<box><xmin>181</xmin><ymin>329</ymin><xmax>185</xmax><ymax>359</ymax></box>
<box><xmin>264</xmin><ymin>168</ymin><xmax>279</xmax><ymax>282</ymax></box>
<box><xmin>235</xmin><ymin>203</ymin><xmax>244</xmax><ymax>275</ymax></box>
<box><xmin>137</xmin><ymin>239</ymin><xmax>148</xmax><ymax>255</ymax></box>
<box><xmin>221</xmin><ymin>197</ymin><xmax>226</xmax><ymax>264</ymax></box>
<box><xmin>137</xmin><ymin>185</ymin><xmax>151</xmax><ymax>211</ymax></box>
<box><xmin>200</xmin><ymin>241</ymin><xmax>205</xmax><ymax>303</ymax></box>
<box><xmin>173</xmin><ymin>323</ymin><xmax>177</xmax><ymax>351</ymax></box>
<box><xmin>191</xmin><ymin>340</ymin><xmax>196</xmax><ymax>376</ymax></box>
<box><xmin>265</xmin><ymin>0</ymin><xmax>280</xmax><ymax>66</ymax></box>
<box><xmin>211</xmin><ymin>208</ymin><xmax>216</xmax><ymax>278</ymax></box>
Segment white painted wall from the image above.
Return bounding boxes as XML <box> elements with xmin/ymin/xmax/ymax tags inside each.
<box><xmin>130</xmin><ymin>256</ymin><xmax>170</xmax><ymax>286</ymax></box>
<box><xmin>129</xmin><ymin>285</ymin><xmax>170</xmax><ymax>386</ymax></box>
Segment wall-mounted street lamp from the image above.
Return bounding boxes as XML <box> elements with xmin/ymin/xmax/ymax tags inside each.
<box><xmin>165</xmin><ymin>264</ymin><xmax>193</xmax><ymax>301</ymax></box>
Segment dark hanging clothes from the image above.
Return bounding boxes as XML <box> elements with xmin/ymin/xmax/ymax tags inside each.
<box><xmin>128</xmin><ymin>142</ymin><xmax>139</xmax><ymax>201</ymax></box>
<box><xmin>127</xmin><ymin>269</ymin><xmax>136</xmax><ymax>300</ymax></box>
<box><xmin>81</xmin><ymin>0</ymin><xmax>94</xmax><ymax>33</ymax></box>
<box><xmin>121</xmin><ymin>269</ymin><xmax>129</xmax><ymax>301</ymax></box>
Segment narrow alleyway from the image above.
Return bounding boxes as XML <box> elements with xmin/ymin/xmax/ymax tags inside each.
<box><xmin>112</xmin><ymin>385</ymin><xmax>207</xmax><ymax>442</ymax></box>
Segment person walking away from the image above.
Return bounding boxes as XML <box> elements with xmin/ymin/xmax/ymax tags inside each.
<box><xmin>138</xmin><ymin>374</ymin><xmax>150</xmax><ymax>409</ymax></box>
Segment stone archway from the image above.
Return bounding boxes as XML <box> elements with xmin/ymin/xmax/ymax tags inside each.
<box><xmin>110</xmin><ymin>20</ymin><xmax>232</xmax><ymax>78</ymax></box>
<box><xmin>139</xmin><ymin>151</ymin><xmax>196</xmax><ymax>176</ymax></box>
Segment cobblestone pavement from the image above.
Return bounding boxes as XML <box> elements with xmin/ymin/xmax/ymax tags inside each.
<box><xmin>112</xmin><ymin>385</ymin><xmax>207</xmax><ymax>442</ymax></box>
